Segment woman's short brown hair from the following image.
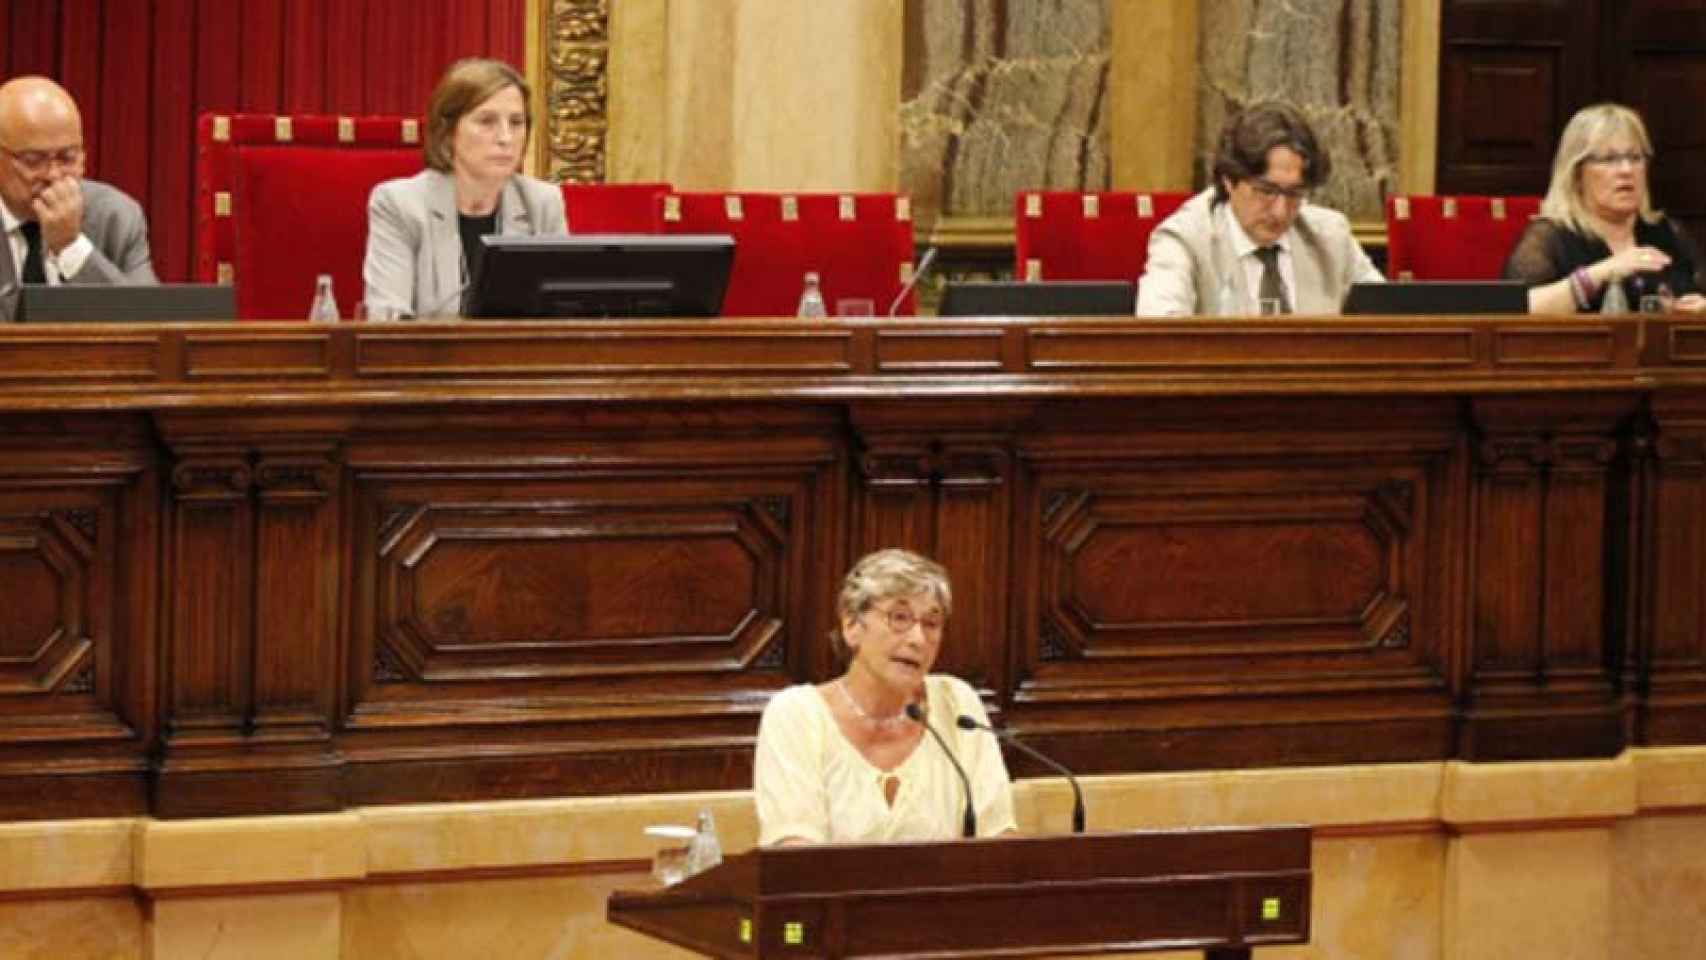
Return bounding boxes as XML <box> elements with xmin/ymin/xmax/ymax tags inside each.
<box><xmin>828</xmin><ymin>549</ymin><xmax>953</xmax><ymax>662</ymax></box>
<box><xmin>423</xmin><ymin>58</ymin><xmax>530</xmax><ymax>173</ymax></box>
<box><xmin>1211</xmin><ymin>101</ymin><xmax>1331</xmax><ymax>204</ymax></box>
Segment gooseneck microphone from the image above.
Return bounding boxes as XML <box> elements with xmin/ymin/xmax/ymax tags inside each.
<box><xmin>887</xmin><ymin>246</ymin><xmax>938</xmax><ymax>317</ymax></box>
<box><xmin>957</xmin><ymin>715</ymin><xmax>1085</xmax><ymax>833</ymax></box>
<box><xmin>907</xmin><ymin>701</ymin><xmax>976</xmax><ymax>838</ymax></box>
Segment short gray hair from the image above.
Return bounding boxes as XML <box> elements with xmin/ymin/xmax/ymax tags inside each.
<box><xmin>830</xmin><ymin>549</ymin><xmax>952</xmax><ymax>659</ymax></box>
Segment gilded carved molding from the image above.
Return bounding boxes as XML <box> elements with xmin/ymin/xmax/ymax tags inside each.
<box><xmin>543</xmin><ymin>0</ymin><xmax>611</xmax><ymax>183</ymax></box>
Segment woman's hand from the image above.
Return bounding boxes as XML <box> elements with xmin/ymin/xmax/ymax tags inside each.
<box><xmin>1602</xmin><ymin>245</ymin><xmax>1672</xmax><ymax>283</ymax></box>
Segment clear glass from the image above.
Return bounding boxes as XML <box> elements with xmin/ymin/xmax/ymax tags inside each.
<box><xmin>1258</xmin><ymin>297</ymin><xmax>1284</xmax><ymax>316</ymax></box>
<box><xmin>1639</xmin><ymin>294</ymin><xmax>1668</xmax><ymax>314</ymax></box>
<box><xmin>836</xmin><ymin>297</ymin><xmax>876</xmax><ymax>317</ymax></box>
<box><xmin>684</xmin><ymin>809</ymin><xmax>723</xmax><ymax>876</ymax></box>
<box><xmin>645</xmin><ymin>825</ymin><xmax>696</xmax><ymax>886</ymax></box>
<box><xmin>355</xmin><ymin>301</ymin><xmax>401</xmax><ymax>323</ymax></box>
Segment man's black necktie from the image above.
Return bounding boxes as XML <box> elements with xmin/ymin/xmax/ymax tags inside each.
<box><xmin>19</xmin><ymin>220</ymin><xmax>46</xmax><ymax>284</ymax></box>
<box><xmin>1254</xmin><ymin>245</ymin><xmax>1291</xmax><ymax>314</ymax></box>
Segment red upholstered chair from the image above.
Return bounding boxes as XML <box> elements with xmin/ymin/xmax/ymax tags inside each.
<box><xmin>1385</xmin><ymin>195</ymin><xmax>1543</xmax><ymax>280</ymax></box>
<box><xmin>561</xmin><ymin>181</ymin><xmax>671</xmax><ymax>233</ymax></box>
<box><xmin>659</xmin><ymin>192</ymin><xmax>918</xmax><ymax>316</ymax></box>
<box><xmin>1013</xmin><ymin>190</ymin><xmax>1193</xmax><ymax>282</ymax></box>
<box><xmin>196</xmin><ymin>113</ymin><xmax>425</xmax><ymax>319</ymax></box>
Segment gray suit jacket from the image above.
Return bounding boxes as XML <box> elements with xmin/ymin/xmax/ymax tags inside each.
<box><xmin>1</xmin><ymin>178</ymin><xmax>158</xmax><ymax>322</ymax></box>
<box><xmin>362</xmin><ymin>168</ymin><xmax>568</xmax><ymax>319</ymax></box>
<box><xmin>1136</xmin><ymin>188</ymin><xmax>1382</xmax><ymax>316</ymax></box>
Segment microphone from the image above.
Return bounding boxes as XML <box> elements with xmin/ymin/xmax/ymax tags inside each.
<box><xmin>957</xmin><ymin>715</ymin><xmax>1085</xmax><ymax>833</ymax></box>
<box><xmin>888</xmin><ymin>246</ymin><xmax>938</xmax><ymax>317</ymax></box>
<box><xmin>907</xmin><ymin>701</ymin><xmax>976</xmax><ymax>838</ymax></box>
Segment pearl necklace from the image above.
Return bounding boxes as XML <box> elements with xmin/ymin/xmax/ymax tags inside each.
<box><xmin>836</xmin><ymin>678</ymin><xmax>910</xmax><ymax>730</ymax></box>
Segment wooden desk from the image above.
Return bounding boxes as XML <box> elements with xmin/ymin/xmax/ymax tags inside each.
<box><xmin>1</xmin><ymin>315</ymin><xmax>1702</xmax><ymax>819</ymax></box>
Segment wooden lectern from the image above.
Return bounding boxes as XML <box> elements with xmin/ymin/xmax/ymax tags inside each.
<box><xmin>608</xmin><ymin>826</ymin><xmax>1311</xmax><ymax>958</ymax></box>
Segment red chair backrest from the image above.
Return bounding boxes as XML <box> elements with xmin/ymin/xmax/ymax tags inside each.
<box><xmin>1385</xmin><ymin>195</ymin><xmax>1543</xmax><ymax>280</ymax></box>
<box><xmin>659</xmin><ymin>192</ymin><xmax>918</xmax><ymax>316</ymax></box>
<box><xmin>561</xmin><ymin>182</ymin><xmax>671</xmax><ymax>233</ymax></box>
<box><xmin>196</xmin><ymin>113</ymin><xmax>425</xmax><ymax>319</ymax></box>
<box><xmin>1013</xmin><ymin>190</ymin><xmax>1193</xmax><ymax>282</ymax></box>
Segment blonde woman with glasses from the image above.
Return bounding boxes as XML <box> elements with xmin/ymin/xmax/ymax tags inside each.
<box><xmin>753</xmin><ymin>548</ymin><xmax>1016</xmax><ymax>845</ymax></box>
<box><xmin>1505</xmin><ymin>103</ymin><xmax>1706</xmax><ymax>314</ymax></box>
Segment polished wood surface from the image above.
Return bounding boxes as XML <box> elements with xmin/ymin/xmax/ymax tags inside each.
<box><xmin>3</xmin><ymin>316</ymin><xmax>1706</xmax><ymax>819</ymax></box>
<box><xmin>607</xmin><ymin>826</ymin><xmax>1312</xmax><ymax>959</ymax></box>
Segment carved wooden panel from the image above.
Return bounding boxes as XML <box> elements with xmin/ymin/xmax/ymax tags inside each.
<box><xmin>1437</xmin><ymin>0</ymin><xmax>1601</xmax><ymax>196</ymax></box>
<box><xmin>1637</xmin><ymin>397</ymin><xmax>1706</xmax><ymax>743</ymax></box>
<box><xmin>0</xmin><ymin>416</ymin><xmax>156</xmax><ymax>820</ymax></box>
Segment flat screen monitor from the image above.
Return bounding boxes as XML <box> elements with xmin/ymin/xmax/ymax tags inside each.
<box><xmin>1341</xmin><ymin>280</ymin><xmax>1528</xmax><ymax>315</ymax></box>
<box><xmin>466</xmin><ymin>234</ymin><xmax>735</xmax><ymax>319</ymax></box>
<box><xmin>16</xmin><ymin>283</ymin><xmax>234</xmax><ymax>322</ymax></box>
<box><xmin>937</xmin><ymin>280</ymin><xmax>1135</xmax><ymax>317</ymax></box>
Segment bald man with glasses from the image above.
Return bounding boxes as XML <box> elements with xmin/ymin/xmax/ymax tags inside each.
<box><xmin>1136</xmin><ymin>101</ymin><xmax>1381</xmax><ymax>317</ymax></box>
<box><xmin>0</xmin><ymin>76</ymin><xmax>156</xmax><ymax>322</ymax></box>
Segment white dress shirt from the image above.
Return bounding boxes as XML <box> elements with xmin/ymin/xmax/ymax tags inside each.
<box><xmin>1</xmin><ymin>201</ymin><xmax>94</xmax><ymax>284</ymax></box>
<box><xmin>1221</xmin><ymin>201</ymin><xmax>1298</xmax><ymax>313</ymax></box>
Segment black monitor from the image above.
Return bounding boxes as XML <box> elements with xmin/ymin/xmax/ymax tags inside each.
<box><xmin>1342</xmin><ymin>280</ymin><xmax>1528</xmax><ymax>315</ymax></box>
<box><xmin>937</xmin><ymin>280</ymin><xmax>1135</xmax><ymax>317</ymax></box>
<box><xmin>466</xmin><ymin>234</ymin><xmax>735</xmax><ymax>319</ymax></box>
<box><xmin>15</xmin><ymin>283</ymin><xmax>234</xmax><ymax>322</ymax></box>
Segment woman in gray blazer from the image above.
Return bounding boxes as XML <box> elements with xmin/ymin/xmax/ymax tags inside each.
<box><xmin>363</xmin><ymin>58</ymin><xmax>568</xmax><ymax>319</ymax></box>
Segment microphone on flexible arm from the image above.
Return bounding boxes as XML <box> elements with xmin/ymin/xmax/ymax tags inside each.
<box><xmin>887</xmin><ymin>246</ymin><xmax>939</xmax><ymax>317</ymax></box>
<box><xmin>957</xmin><ymin>715</ymin><xmax>1085</xmax><ymax>834</ymax></box>
<box><xmin>906</xmin><ymin>700</ymin><xmax>976</xmax><ymax>838</ymax></box>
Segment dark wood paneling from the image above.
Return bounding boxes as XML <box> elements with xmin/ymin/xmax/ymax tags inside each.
<box><xmin>1</xmin><ymin>317</ymin><xmax>1705</xmax><ymax>818</ymax></box>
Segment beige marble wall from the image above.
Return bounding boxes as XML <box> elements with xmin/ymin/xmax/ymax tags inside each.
<box><xmin>1198</xmin><ymin>0</ymin><xmax>1402</xmax><ymax>221</ymax></box>
<box><xmin>900</xmin><ymin>0</ymin><xmax>1112</xmax><ymax>229</ymax></box>
<box><xmin>4</xmin><ymin>750</ymin><xmax>1702</xmax><ymax>959</ymax></box>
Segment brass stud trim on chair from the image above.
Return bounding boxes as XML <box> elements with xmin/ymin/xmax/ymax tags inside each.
<box><xmin>1025</xmin><ymin>193</ymin><xmax>1042</xmax><ymax>218</ymax></box>
<box><xmin>663</xmin><ymin>195</ymin><xmax>681</xmax><ymax>222</ymax></box>
<box><xmin>338</xmin><ymin>117</ymin><xmax>355</xmax><ymax>143</ymax></box>
<box><xmin>838</xmin><ymin>195</ymin><xmax>855</xmax><ymax>221</ymax></box>
<box><xmin>1026</xmin><ymin>258</ymin><xmax>1042</xmax><ymax>281</ymax></box>
<box><xmin>724</xmin><ymin>195</ymin><xmax>743</xmax><ymax>220</ymax></box>
<box><xmin>212</xmin><ymin>115</ymin><xmax>231</xmax><ymax>142</ymax></box>
<box><xmin>895</xmin><ymin>196</ymin><xmax>911</xmax><ymax>222</ymax></box>
<box><xmin>1137</xmin><ymin>194</ymin><xmax>1154</xmax><ymax>218</ymax></box>
<box><xmin>215</xmin><ymin>192</ymin><xmax>231</xmax><ymax>217</ymax></box>
<box><xmin>781</xmin><ymin>195</ymin><xmax>798</xmax><ymax>222</ymax></box>
<box><xmin>402</xmin><ymin>119</ymin><xmax>419</xmax><ymax>143</ymax></box>
<box><xmin>1394</xmin><ymin>196</ymin><xmax>1410</xmax><ymax>221</ymax></box>
<box><xmin>1492</xmin><ymin>197</ymin><xmax>1507</xmax><ymax>220</ymax></box>
<box><xmin>1443</xmin><ymin>197</ymin><xmax>1457</xmax><ymax>219</ymax></box>
<box><xmin>217</xmin><ymin>262</ymin><xmax>234</xmax><ymax>285</ymax></box>
<box><xmin>1082</xmin><ymin>194</ymin><xmax>1100</xmax><ymax>219</ymax></box>
<box><xmin>274</xmin><ymin>116</ymin><xmax>293</xmax><ymax>142</ymax></box>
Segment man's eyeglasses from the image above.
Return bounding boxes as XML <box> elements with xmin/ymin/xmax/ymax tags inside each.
<box><xmin>1582</xmin><ymin>150</ymin><xmax>1649</xmax><ymax>170</ymax></box>
<box><xmin>1247</xmin><ymin>177</ymin><xmax>1309</xmax><ymax>204</ymax></box>
<box><xmin>870</xmin><ymin>604</ymin><xmax>945</xmax><ymax>636</ymax></box>
<box><xmin>0</xmin><ymin>144</ymin><xmax>84</xmax><ymax>174</ymax></box>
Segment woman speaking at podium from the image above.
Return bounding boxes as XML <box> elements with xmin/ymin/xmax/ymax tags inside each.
<box><xmin>362</xmin><ymin>58</ymin><xmax>568</xmax><ymax>319</ymax></box>
<box><xmin>754</xmin><ymin>549</ymin><xmax>1016</xmax><ymax>845</ymax></box>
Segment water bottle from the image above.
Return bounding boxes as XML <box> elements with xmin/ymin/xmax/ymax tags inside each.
<box><xmin>683</xmin><ymin>808</ymin><xmax>723</xmax><ymax>877</ymax></box>
<box><xmin>309</xmin><ymin>274</ymin><xmax>340</xmax><ymax>323</ymax></box>
<box><xmin>796</xmin><ymin>271</ymin><xmax>827</xmax><ymax>318</ymax></box>
<box><xmin>1600</xmin><ymin>277</ymin><xmax>1629</xmax><ymax>314</ymax></box>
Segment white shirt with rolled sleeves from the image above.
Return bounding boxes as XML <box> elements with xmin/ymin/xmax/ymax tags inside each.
<box><xmin>754</xmin><ymin>674</ymin><xmax>1017</xmax><ymax>845</ymax></box>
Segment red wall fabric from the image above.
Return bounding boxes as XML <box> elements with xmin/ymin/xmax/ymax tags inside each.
<box><xmin>0</xmin><ymin>0</ymin><xmax>525</xmax><ymax>281</ymax></box>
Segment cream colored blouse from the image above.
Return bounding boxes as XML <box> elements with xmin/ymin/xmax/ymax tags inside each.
<box><xmin>754</xmin><ymin>674</ymin><xmax>1017</xmax><ymax>845</ymax></box>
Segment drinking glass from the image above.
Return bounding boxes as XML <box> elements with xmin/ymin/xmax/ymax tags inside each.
<box><xmin>836</xmin><ymin>298</ymin><xmax>876</xmax><ymax>317</ymax></box>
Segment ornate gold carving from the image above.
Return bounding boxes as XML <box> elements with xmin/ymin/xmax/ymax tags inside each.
<box><xmin>544</xmin><ymin>0</ymin><xmax>611</xmax><ymax>183</ymax></box>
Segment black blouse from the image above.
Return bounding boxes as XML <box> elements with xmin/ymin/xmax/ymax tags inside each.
<box><xmin>1503</xmin><ymin>215</ymin><xmax>1705</xmax><ymax>311</ymax></box>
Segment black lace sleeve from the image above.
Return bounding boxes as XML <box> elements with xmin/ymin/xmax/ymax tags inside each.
<box><xmin>1667</xmin><ymin>219</ymin><xmax>1706</xmax><ymax>296</ymax></box>
<box><xmin>1503</xmin><ymin>219</ymin><xmax>1579</xmax><ymax>285</ymax></box>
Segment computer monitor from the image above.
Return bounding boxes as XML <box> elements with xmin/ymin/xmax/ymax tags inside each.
<box><xmin>466</xmin><ymin>234</ymin><xmax>736</xmax><ymax>319</ymax></box>
<box><xmin>937</xmin><ymin>280</ymin><xmax>1135</xmax><ymax>317</ymax></box>
<box><xmin>1341</xmin><ymin>280</ymin><xmax>1528</xmax><ymax>315</ymax></box>
<box><xmin>15</xmin><ymin>283</ymin><xmax>235</xmax><ymax>322</ymax></box>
